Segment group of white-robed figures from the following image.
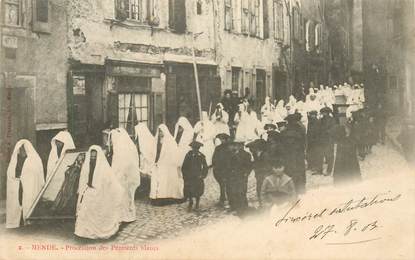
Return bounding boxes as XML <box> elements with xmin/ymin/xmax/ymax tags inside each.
<box><xmin>5</xmin><ymin>111</ymin><xmax>231</xmax><ymax>239</ymax></box>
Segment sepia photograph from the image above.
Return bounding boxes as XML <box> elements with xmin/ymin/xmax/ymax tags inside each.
<box><xmin>0</xmin><ymin>0</ymin><xmax>414</xmax><ymax>259</ymax></box>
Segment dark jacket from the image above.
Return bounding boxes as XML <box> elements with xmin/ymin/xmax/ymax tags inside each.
<box><xmin>182</xmin><ymin>150</ymin><xmax>208</xmax><ymax>198</ymax></box>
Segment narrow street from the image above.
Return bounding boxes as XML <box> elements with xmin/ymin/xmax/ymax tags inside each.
<box><xmin>1</xmin><ymin>144</ymin><xmax>409</xmax><ymax>246</ymax></box>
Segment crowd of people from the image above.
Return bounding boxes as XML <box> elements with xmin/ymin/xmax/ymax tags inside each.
<box><xmin>7</xmin><ymin>82</ymin><xmax>386</xmax><ymax>240</ymax></box>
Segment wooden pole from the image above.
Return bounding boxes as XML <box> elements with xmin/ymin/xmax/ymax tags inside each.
<box><xmin>191</xmin><ymin>32</ymin><xmax>203</xmax><ymax>121</ymax></box>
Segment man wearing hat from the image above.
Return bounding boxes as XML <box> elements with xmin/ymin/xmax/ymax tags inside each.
<box><xmin>319</xmin><ymin>107</ymin><xmax>337</xmax><ymax>175</ymax></box>
<box><xmin>280</xmin><ymin>112</ymin><xmax>307</xmax><ymax>194</ymax></box>
<box><xmin>212</xmin><ymin>133</ymin><xmax>231</xmax><ymax>206</ymax></box>
<box><xmin>181</xmin><ymin>141</ymin><xmax>209</xmax><ymax>212</ymax></box>
<box><xmin>307</xmin><ymin>110</ymin><xmax>322</xmax><ymax>174</ymax></box>
<box><xmin>226</xmin><ymin>140</ymin><xmax>252</xmax><ymax>214</ymax></box>
<box><xmin>246</xmin><ymin>139</ymin><xmax>272</xmax><ymax>205</ymax></box>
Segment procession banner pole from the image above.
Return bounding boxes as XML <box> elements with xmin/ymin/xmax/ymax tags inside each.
<box><xmin>191</xmin><ymin>32</ymin><xmax>203</xmax><ymax>121</ymax></box>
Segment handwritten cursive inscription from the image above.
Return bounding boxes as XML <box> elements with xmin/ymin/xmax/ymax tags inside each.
<box><xmin>275</xmin><ymin>191</ymin><xmax>401</xmax><ymax>228</ymax></box>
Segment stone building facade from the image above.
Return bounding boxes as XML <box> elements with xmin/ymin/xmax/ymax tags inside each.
<box><xmin>0</xmin><ymin>0</ymin><xmax>334</xmax><ymax>198</ymax></box>
<box><xmin>0</xmin><ymin>0</ymin><xmax>69</xmax><ymax>198</ymax></box>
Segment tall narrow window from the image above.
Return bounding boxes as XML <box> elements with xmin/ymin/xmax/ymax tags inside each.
<box><xmin>224</xmin><ymin>0</ymin><xmax>232</xmax><ymax>31</ymax></box>
<box><xmin>305</xmin><ymin>20</ymin><xmax>311</xmax><ymax>51</ymax></box>
<box><xmin>232</xmin><ymin>67</ymin><xmax>241</xmax><ymax>93</ymax></box>
<box><xmin>274</xmin><ymin>0</ymin><xmax>284</xmax><ymax>41</ymax></box>
<box><xmin>241</xmin><ymin>0</ymin><xmax>249</xmax><ymax>34</ymax></box>
<box><xmin>249</xmin><ymin>0</ymin><xmax>257</xmax><ymax>36</ymax></box>
<box><xmin>315</xmin><ymin>23</ymin><xmax>322</xmax><ymax>52</ymax></box>
<box><xmin>4</xmin><ymin>0</ymin><xmax>21</xmax><ymax>26</ymax></box>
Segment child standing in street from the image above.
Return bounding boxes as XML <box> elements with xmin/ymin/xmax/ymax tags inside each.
<box><xmin>181</xmin><ymin>141</ymin><xmax>209</xmax><ymax>212</ymax></box>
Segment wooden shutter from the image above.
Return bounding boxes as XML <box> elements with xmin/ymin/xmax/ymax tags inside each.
<box><xmin>151</xmin><ymin>93</ymin><xmax>164</xmax><ymax>133</ymax></box>
<box><xmin>263</xmin><ymin>0</ymin><xmax>269</xmax><ymax>39</ymax></box>
<box><xmin>108</xmin><ymin>90</ymin><xmax>119</xmax><ymax>129</ymax></box>
<box><xmin>32</xmin><ymin>0</ymin><xmax>51</xmax><ymax>33</ymax></box>
<box><xmin>166</xmin><ymin>74</ymin><xmax>177</xmax><ymax>130</ymax></box>
<box><xmin>225</xmin><ymin>66</ymin><xmax>232</xmax><ymax>91</ymax></box>
<box><xmin>169</xmin><ymin>0</ymin><xmax>186</xmax><ymax>33</ymax></box>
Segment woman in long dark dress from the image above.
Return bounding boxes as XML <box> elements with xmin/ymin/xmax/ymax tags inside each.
<box><xmin>332</xmin><ymin>124</ymin><xmax>362</xmax><ymax>186</ymax></box>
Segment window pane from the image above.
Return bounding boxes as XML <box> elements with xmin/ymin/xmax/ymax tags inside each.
<box><xmin>141</xmin><ymin>108</ymin><xmax>148</xmax><ymax>121</ymax></box>
<box><xmin>135</xmin><ymin>94</ymin><xmax>141</xmax><ymax>107</ymax></box>
<box><xmin>141</xmin><ymin>94</ymin><xmax>148</xmax><ymax>107</ymax></box>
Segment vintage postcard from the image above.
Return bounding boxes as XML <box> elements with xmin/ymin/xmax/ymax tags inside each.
<box><xmin>0</xmin><ymin>0</ymin><xmax>414</xmax><ymax>259</ymax></box>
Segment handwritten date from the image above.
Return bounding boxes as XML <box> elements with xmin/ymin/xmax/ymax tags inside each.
<box><xmin>309</xmin><ymin>219</ymin><xmax>380</xmax><ymax>240</ymax></box>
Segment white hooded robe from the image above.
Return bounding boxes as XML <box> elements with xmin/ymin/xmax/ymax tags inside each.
<box><xmin>75</xmin><ymin>146</ymin><xmax>124</xmax><ymax>239</ymax></box>
<box><xmin>173</xmin><ymin>117</ymin><xmax>195</xmax><ymax>166</ymax></box>
<box><xmin>6</xmin><ymin>140</ymin><xmax>45</xmax><ymax>228</ymax></box>
<box><xmin>150</xmin><ymin>125</ymin><xmax>184</xmax><ymax>200</ymax></box>
<box><xmin>46</xmin><ymin>131</ymin><xmax>75</xmax><ymax>181</ymax></box>
<box><xmin>135</xmin><ymin>123</ymin><xmax>156</xmax><ymax>175</ymax></box>
<box><xmin>109</xmin><ymin>128</ymin><xmax>141</xmax><ymax>223</ymax></box>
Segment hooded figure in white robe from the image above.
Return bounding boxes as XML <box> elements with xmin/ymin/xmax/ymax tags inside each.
<box><xmin>6</xmin><ymin>140</ymin><xmax>44</xmax><ymax>228</ymax></box>
<box><xmin>135</xmin><ymin>123</ymin><xmax>156</xmax><ymax>175</ymax></box>
<box><xmin>211</xmin><ymin>103</ymin><xmax>230</xmax><ymax>136</ymax></box>
<box><xmin>274</xmin><ymin>100</ymin><xmax>287</xmax><ymax>123</ymax></box>
<box><xmin>194</xmin><ymin>111</ymin><xmax>216</xmax><ymax>166</ymax></box>
<box><xmin>234</xmin><ymin>103</ymin><xmax>253</xmax><ymax>142</ymax></box>
<box><xmin>174</xmin><ymin>117</ymin><xmax>195</xmax><ymax>165</ymax></box>
<box><xmin>150</xmin><ymin>125</ymin><xmax>184</xmax><ymax>200</ymax></box>
<box><xmin>305</xmin><ymin>92</ymin><xmax>322</xmax><ymax>114</ymax></box>
<box><xmin>261</xmin><ymin>96</ymin><xmax>275</xmax><ymax>125</ymax></box>
<box><xmin>285</xmin><ymin>95</ymin><xmax>297</xmax><ymax>115</ymax></box>
<box><xmin>75</xmin><ymin>146</ymin><xmax>124</xmax><ymax>239</ymax></box>
<box><xmin>109</xmin><ymin>128</ymin><xmax>141</xmax><ymax>223</ymax></box>
<box><xmin>47</xmin><ymin>131</ymin><xmax>76</xmax><ymax>181</ymax></box>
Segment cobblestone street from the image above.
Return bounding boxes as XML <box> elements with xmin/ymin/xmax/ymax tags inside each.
<box><xmin>0</xmin><ymin>144</ymin><xmax>409</xmax><ymax>246</ymax></box>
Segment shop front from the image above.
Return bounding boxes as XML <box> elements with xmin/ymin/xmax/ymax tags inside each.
<box><xmin>67</xmin><ymin>60</ymin><xmax>165</xmax><ymax>148</ymax></box>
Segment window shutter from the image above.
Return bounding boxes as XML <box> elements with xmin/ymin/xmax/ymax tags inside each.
<box><xmin>263</xmin><ymin>0</ymin><xmax>269</xmax><ymax>39</ymax></box>
<box><xmin>166</xmin><ymin>74</ymin><xmax>177</xmax><ymax>130</ymax></box>
<box><xmin>108</xmin><ymin>90</ymin><xmax>119</xmax><ymax>129</ymax></box>
<box><xmin>170</xmin><ymin>0</ymin><xmax>186</xmax><ymax>33</ymax></box>
<box><xmin>225</xmin><ymin>66</ymin><xmax>232</xmax><ymax>90</ymax></box>
<box><xmin>151</xmin><ymin>93</ymin><xmax>164</xmax><ymax>133</ymax></box>
<box><xmin>32</xmin><ymin>0</ymin><xmax>51</xmax><ymax>34</ymax></box>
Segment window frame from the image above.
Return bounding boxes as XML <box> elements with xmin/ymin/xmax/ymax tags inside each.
<box><xmin>115</xmin><ymin>0</ymin><xmax>156</xmax><ymax>24</ymax></box>
<box><xmin>118</xmin><ymin>92</ymin><xmax>150</xmax><ymax>136</ymax></box>
<box><xmin>3</xmin><ymin>0</ymin><xmax>23</xmax><ymax>27</ymax></box>
<box><xmin>224</xmin><ymin>0</ymin><xmax>233</xmax><ymax>31</ymax></box>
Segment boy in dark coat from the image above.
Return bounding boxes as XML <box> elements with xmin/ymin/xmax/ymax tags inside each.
<box><xmin>182</xmin><ymin>141</ymin><xmax>209</xmax><ymax>211</ymax></box>
<box><xmin>226</xmin><ymin>141</ymin><xmax>253</xmax><ymax>214</ymax></box>
<box><xmin>212</xmin><ymin>133</ymin><xmax>231</xmax><ymax>206</ymax></box>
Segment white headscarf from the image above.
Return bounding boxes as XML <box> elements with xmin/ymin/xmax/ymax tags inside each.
<box><xmin>174</xmin><ymin>117</ymin><xmax>194</xmax><ymax>148</ymax></box>
<box><xmin>150</xmin><ymin>125</ymin><xmax>183</xmax><ymax>199</ymax></box>
<box><xmin>109</xmin><ymin>128</ymin><xmax>141</xmax><ymax>222</ymax></box>
<box><xmin>135</xmin><ymin>123</ymin><xmax>156</xmax><ymax>166</ymax></box>
<box><xmin>75</xmin><ymin>145</ymin><xmax>124</xmax><ymax>239</ymax></box>
<box><xmin>47</xmin><ymin>131</ymin><xmax>75</xmax><ymax>181</ymax></box>
<box><xmin>154</xmin><ymin>124</ymin><xmax>180</xmax><ymax>167</ymax></box>
<box><xmin>7</xmin><ymin>140</ymin><xmax>44</xmax><ymax>228</ymax></box>
<box><xmin>174</xmin><ymin>117</ymin><xmax>195</xmax><ymax>165</ymax></box>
